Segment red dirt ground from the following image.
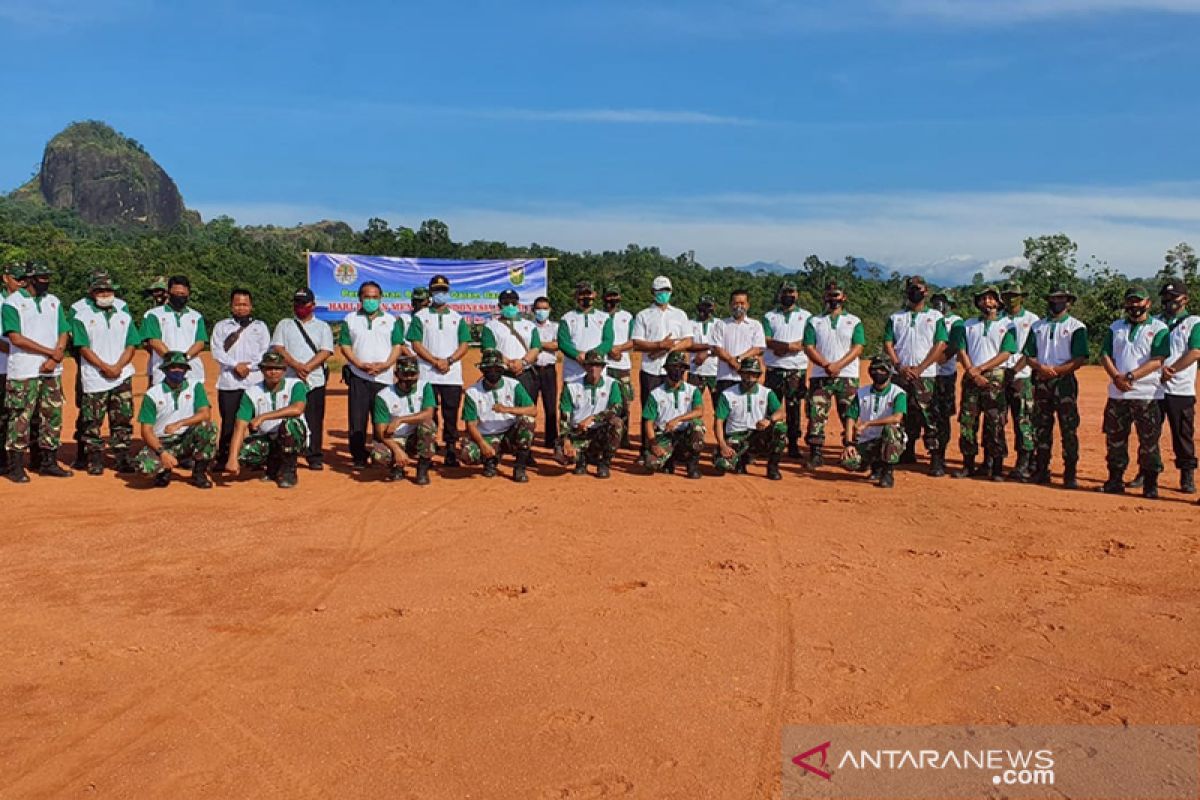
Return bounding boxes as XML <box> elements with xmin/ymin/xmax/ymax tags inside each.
<box><xmin>2</xmin><ymin>354</ymin><xmax>1198</xmax><ymax>799</ymax></box>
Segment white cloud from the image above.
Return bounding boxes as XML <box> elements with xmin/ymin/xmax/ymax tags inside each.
<box><xmin>192</xmin><ymin>184</ymin><xmax>1200</xmax><ymax>285</ymax></box>
<box><xmin>385</xmin><ymin>105</ymin><xmax>758</xmax><ymax>127</ymax></box>
<box><xmin>893</xmin><ymin>0</ymin><xmax>1200</xmax><ymax>23</ymax></box>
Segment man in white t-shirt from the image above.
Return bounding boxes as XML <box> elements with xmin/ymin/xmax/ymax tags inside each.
<box><xmin>408</xmin><ymin>274</ymin><xmax>474</xmax><ymax>467</ymax></box>
<box><xmin>1001</xmin><ymin>282</ymin><xmax>1039</xmax><ymax>480</ymax></box>
<box><xmin>883</xmin><ymin>275</ymin><xmax>949</xmax><ymax>476</ymax></box>
<box><xmin>459</xmin><ymin>349</ymin><xmax>537</xmax><ymax>482</ymax></box>
<box><xmin>210</xmin><ymin>288</ymin><xmax>272</xmax><ymax>470</ymax></box>
<box><xmin>1156</xmin><ymin>281</ymin><xmax>1200</xmax><ymax>494</ymax></box>
<box><xmin>802</xmin><ymin>282</ymin><xmax>865</xmax><ymax>468</ymax></box>
<box><xmin>602</xmin><ymin>284</ymin><xmax>636</xmax><ymax>449</ymax></box>
<box><xmin>713</xmin><ymin>288</ymin><xmax>765</xmax><ymax>396</ymax></box>
<box><xmin>271</xmin><ymin>287</ymin><xmax>335</xmax><ymax>470</ymax></box>
<box><xmin>841</xmin><ymin>355</ymin><xmax>908</xmax><ymax>489</ymax></box>
<box><xmin>338</xmin><ymin>280</ymin><xmax>407</xmax><ymax>468</ymax></box>
<box><xmin>632</xmin><ymin>275</ymin><xmax>692</xmax><ymax>456</ymax></box>
<box><xmin>530</xmin><ymin>296</ymin><xmax>561</xmax><ymax>449</ymax></box>
<box><xmin>687</xmin><ymin>295</ymin><xmax>722</xmax><ymax>401</ymax></box>
<box><xmin>763</xmin><ymin>280</ymin><xmax>811</xmax><ymax>459</ymax></box>
<box><xmin>930</xmin><ymin>290</ymin><xmax>961</xmax><ymax>469</ymax></box>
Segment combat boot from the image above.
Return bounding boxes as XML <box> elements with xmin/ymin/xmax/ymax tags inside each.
<box><xmin>929</xmin><ymin>450</ymin><xmax>946</xmax><ymax>478</ymax></box>
<box><xmin>0</xmin><ymin>449</ymin><xmax>7</xmax><ymax>472</ymax></box>
<box><xmin>28</xmin><ymin>449</ymin><xmax>42</xmax><ymax>470</ymax></box>
<box><xmin>415</xmin><ymin>458</ymin><xmax>431</xmax><ymax>486</ymax></box>
<box><xmin>6</xmin><ymin>451</ymin><xmax>29</xmax><ymax>483</ymax></box>
<box><xmin>190</xmin><ymin>460</ymin><xmax>213</xmax><ymax>489</ymax></box>
<box><xmin>596</xmin><ymin>460</ymin><xmax>611</xmax><ymax>479</ymax></box>
<box><xmin>990</xmin><ymin>457</ymin><xmax>1005</xmax><ymax>482</ymax></box>
<box><xmin>1062</xmin><ymin>461</ymin><xmax>1079</xmax><ymax>490</ymax></box>
<box><xmin>1181</xmin><ymin>468</ymin><xmax>1196</xmax><ymax>494</ymax></box>
<box><xmin>735</xmin><ymin>453</ymin><xmax>750</xmax><ymax>474</ymax></box>
<box><xmin>807</xmin><ymin>447</ymin><xmax>824</xmax><ymax>469</ymax></box>
<box><xmin>276</xmin><ymin>455</ymin><xmax>298</xmax><ymax>489</ymax></box>
<box><xmin>1009</xmin><ymin>451</ymin><xmax>1031</xmax><ymax>482</ymax></box>
<box><xmin>86</xmin><ymin>451</ymin><xmax>105</xmax><ymax>476</ymax></box>
<box><xmin>482</xmin><ymin>457</ymin><xmax>499</xmax><ymax>478</ymax></box>
<box><xmin>443</xmin><ymin>449</ymin><xmax>459</xmax><ymax>468</ymax></box>
<box><xmin>766</xmin><ymin>455</ymin><xmax>782</xmax><ymax>481</ymax></box>
<box><xmin>952</xmin><ymin>456</ymin><xmax>974</xmax><ymax>479</ymax></box>
<box><xmin>869</xmin><ymin>463</ymin><xmax>883</xmax><ymax>481</ymax></box>
<box><xmin>878</xmin><ymin>464</ymin><xmax>895</xmax><ymax>489</ymax></box>
<box><xmin>899</xmin><ymin>441</ymin><xmax>917</xmax><ymax>464</ymax></box>
<box><xmin>71</xmin><ymin>449</ymin><xmax>87</xmax><ymax>471</ymax></box>
<box><xmin>1127</xmin><ymin>472</ymin><xmax>1144</xmax><ymax>489</ymax></box>
<box><xmin>115</xmin><ymin>454</ymin><xmax>136</xmax><ymax>474</ymax></box>
<box><xmin>685</xmin><ymin>456</ymin><xmax>701</xmax><ymax>480</ymax></box>
<box><xmin>1097</xmin><ymin>468</ymin><xmax>1125</xmax><ymax>494</ymax></box>
<box><xmin>573</xmin><ymin>453</ymin><xmax>588</xmax><ymax>475</ymax></box>
<box><xmin>384</xmin><ymin>465</ymin><xmax>406</xmax><ymax>482</ymax></box>
<box><xmin>1029</xmin><ymin>453</ymin><xmax>1052</xmax><ymax>485</ymax></box>
<box><xmin>38</xmin><ymin>450</ymin><xmax>72</xmax><ymax>478</ymax></box>
<box><xmin>1142</xmin><ymin>470</ymin><xmax>1159</xmax><ymax>500</ymax></box>
<box><xmin>787</xmin><ymin>441</ymin><xmax>802</xmax><ymax>460</ymax></box>
<box><xmin>512</xmin><ymin>451</ymin><xmax>530</xmax><ymax>483</ymax></box>
<box><xmin>152</xmin><ymin>470</ymin><xmax>172</xmax><ymax>488</ymax></box>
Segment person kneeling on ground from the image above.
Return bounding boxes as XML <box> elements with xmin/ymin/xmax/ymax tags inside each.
<box><xmin>370</xmin><ymin>357</ymin><xmax>438</xmax><ymax>485</ymax></box>
<box><xmin>223</xmin><ymin>351</ymin><xmax>309</xmax><ymax>489</ymax></box>
<box><xmin>458</xmin><ymin>349</ymin><xmax>537</xmax><ymax>482</ymax></box>
<box><xmin>134</xmin><ymin>351</ymin><xmax>218</xmax><ymax>488</ymax></box>
<box><xmin>557</xmin><ymin>349</ymin><xmax>625</xmax><ymax>479</ymax></box>
<box><xmin>840</xmin><ymin>354</ymin><xmax>908</xmax><ymax>489</ymax></box>
<box><xmin>714</xmin><ymin>356</ymin><xmax>786</xmax><ymax>480</ymax></box>
<box><xmin>642</xmin><ymin>351</ymin><xmax>705</xmax><ymax>478</ymax></box>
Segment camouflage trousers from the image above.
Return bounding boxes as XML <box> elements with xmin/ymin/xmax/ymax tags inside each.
<box><xmin>80</xmin><ymin>380</ymin><xmax>134</xmax><ymax>458</ymax></box>
<box><xmin>458</xmin><ymin>416</ymin><xmax>536</xmax><ymax>465</ymax></box>
<box><xmin>1102</xmin><ymin>399</ymin><xmax>1162</xmax><ymax>475</ymax></box>
<box><xmin>806</xmin><ymin>377</ymin><xmax>858</xmax><ymax>448</ymax></box>
<box><xmin>643</xmin><ymin>421</ymin><xmax>707</xmax><ymax>471</ymax></box>
<box><xmin>766</xmin><ymin>368</ymin><xmax>806</xmax><ymax>445</ymax></box>
<box><xmin>5</xmin><ymin>376</ymin><xmax>64</xmax><ymax>452</ymax></box>
<box><xmin>841</xmin><ymin>425</ymin><xmax>905</xmax><ymax>471</ymax></box>
<box><xmin>1033</xmin><ymin>375</ymin><xmax>1080</xmax><ymax>466</ymax></box>
<box><xmin>687</xmin><ymin>373</ymin><xmax>719</xmax><ymax>401</ymax></box>
<box><xmin>370</xmin><ymin>422</ymin><xmax>439</xmax><ymax>465</ymax></box>
<box><xmin>894</xmin><ymin>374</ymin><xmax>939</xmax><ymax>453</ymax></box>
<box><xmin>958</xmin><ymin>370</ymin><xmax>1008</xmax><ymax>461</ymax></box>
<box><xmin>715</xmin><ymin>423</ymin><xmax>787</xmax><ymax>472</ymax></box>
<box><xmin>135</xmin><ymin>421</ymin><xmax>218</xmax><ymax>474</ymax></box>
<box><xmin>236</xmin><ymin>419</ymin><xmax>307</xmax><ymax>468</ymax></box>
<box><xmin>933</xmin><ymin>374</ymin><xmax>957</xmax><ymax>453</ymax></box>
<box><xmin>562</xmin><ymin>413</ymin><xmax>625</xmax><ymax>465</ymax></box>
<box><xmin>1005</xmin><ymin>373</ymin><xmax>1035</xmax><ymax>454</ymax></box>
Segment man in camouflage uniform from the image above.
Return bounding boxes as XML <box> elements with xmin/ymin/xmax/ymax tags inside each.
<box><xmin>602</xmin><ymin>284</ymin><xmax>636</xmax><ymax>449</ymax></box>
<box><xmin>223</xmin><ymin>351</ymin><xmax>309</xmax><ymax>489</ymax></box>
<box><xmin>559</xmin><ymin>349</ymin><xmax>625</xmax><ymax>478</ymax></box>
<box><xmin>883</xmin><ymin>275</ymin><xmax>949</xmax><ymax>475</ymax></box>
<box><xmin>71</xmin><ymin>272</ymin><xmax>141</xmax><ymax>475</ymax></box>
<box><xmin>459</xmin><ymin>349</ymin><xmax>537</xmax><ymax>481</ymax></box>
<box><xmin>841</xmin><ymin>354</ymin><xmax>908</xmax><ymax>489</ymax></box>
<box><xmin>642</xmin><ymin>350</ymin><xmax>706</xmax><ymax>478</ymax></box>
<box><xmin>714</xmin><ymin>356</ymin><xmax>787</xmax><ymax>479</ymax></box>
<box><xmin>371</xmin><ymin>357</ymin><xmax>438</xmax><ymax>485</ymax></box>
<box><xmin>1024</xmin><ymin>285</ymin><xmax>1089</xmax><ymax>489</ymax></box>
<box><xmin>950</xmin><ymin>286</ymin><xmax>1018</xmax><ymax>481</ymax></box>
<box><xmin>0</xmin><ymin>259</ymin><xmax>26</xmax><ymax>472</ymax></box>
<box><xmin>135</xmin><ymin>351</ymin><xmax>218</xmax><ymax>488</ymax></box>
<box><xmin>930</xmin><ymin>290</ymin><xmax>961</xmax><ymax>462</ymax></box>
<box><xmin>1098</xmin><ymin>287</ymin><xmax>1169</xmax><ymax>498</ymax></box>
<box><xmin>764</xmin><ymin>280</ymin><xmax>812</xmax><ymax>459</ymax></box>
<box><xmin>802</xmin><ymin>282</ymin><xmax>866</xmax><ymax>467</ymax></box>
<box><xmin>1001</xmin><ymin>282</ymin><xmax>1039</xmax><ymax>480</ymax></box>
<box><xmin>2</xmin><ymin>261</ymin><xmax>73</xmax><ymax>482</ymax></box>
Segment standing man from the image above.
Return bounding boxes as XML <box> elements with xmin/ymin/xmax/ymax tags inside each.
<box><xmin>0</xmin><ymin>261</ymin><xmax>23</xmax><ymax>472</ymax></box>
<box><xmin>142</xmin><ymin>276</ymin><xmax>168</xmax><ymax>308</ymax></box>
<box><xmin>642</xmin><ymin>350</ymin><xmax>705</xmax><ymax>479</ymax></box>
<box><xmin>271</xmin><ymin>287</ymin><xmax>334</xmax><ymax>470</ymax></box>
<box><xmin>210</xmin><ymin>288</ymin><xmax>272</xmax><ymax>470</ymax></box>
<box><xmin>803</xmin><ymin>282</ymin><xmax>865</xmax><ymax>468</ymax></box>
<box><xmin>134</xmin><ymin>351</ymin><xmax>217</xmax><ymax>488</ymax></box>
<box><xmin>223</xmin><ymin>351</ymin><xmax>308</xmax><ymax>489</ymax></box>
<box><xmin>763</xmin><ymin>280</ymin><xmax>811</xmax><ymax>460</ymax></box>
<box><xmin>883</xmin><ymin>275</ymin><xmax>949</xmax><ymax>475</ymax></box>
<box><xmin>558</xmin><ymin>349</ymin><xmax>625</xmax><ymax>478</ymax></box>
<box><xmin>1098</xmin><ymin>287</ymin><xmax>1170</xmax><ymax>498</ymax></box>
<box><xmin>1001</xmin><ymin>282</ymin><xmax>1039</xmax><ymax>480</ymax></box>
<box><xmin>841</xmin><ymin>354</ymin><xmax>908</xmax><ymax>489</ymax></box>
<box><xmin>1156</xmin><ymin>281</ymin><xmax>1200</xmax><ymax>493</ymax></box>
<box><xmin>713</xmin><ymin>288</ymin><xmax>766</xmax><ymax>396</ymax></box>
<box><xmin>371</xmin><ymin>357</ymin><xmax>438</xmax><ymax>485</ymax></box>
<box><xmin>557</xmin><ymin>281</ymin><xmax>614</xmax><ymax>386</ymax></box>
<box><xmin>407</xmin><ymin>274</ymin><xmax>471</xmax><ymax>467</ymax></box>
<box><xmin>141</xmin><ymin>275</ymin><xmax>206</xmax><ymax>384</ymax></box>
<box><xmin>459</xmin><ymin>349</ymin><xmax>537</xmax><ymax>482</ymax></box>
<box><xmin>71</xmin><ymin>272</ymin><xmax>140</xmax><ymax>475</ymax></box>
<box><xmin>69</xmin><ymin>276</ymin><xmax>125</xmax><ymax>470</ymax></box>
<box><xmin>930</xmin><ymin>290</ymin><xmax>961</xmax><ymax>467</ymax></box>
<box><xmin>400</xmin><ymin>286</ymin><xmax>429</xmax><ymax>329</ymax></box>
<box><xmin>631</xmin><ymin>275</ymin><xmax>692</xmax><ymax>454</ymax></box>
<box><xmin>714</xmin><ymin>356</ymin><xmax>786</xmax><ymax>479</ymax></box>
<box><xmin>2</xmin><ymin>261</ymin><xmax>72</xmax><ymax>481</ymax></box>
<box><xmin>687</xmin><ymin>295</ymin><xmax>723</xmax><ymax>403</ymax></box>
<box><xmin>530</xmin><ymin>296</ymin><xmax>560</xmax><ymax>450</ymax></box>
<box><xmin>950</xmin><ymin>286</ymin><xmax>1018</xmax><ymax>481</ymax></box>
<box><xmin>603</xmin><ymin>284</ymin><xmax>636</xmax><ymax>449</ymax></box>
<box><xmin>338</xmin><ymin>280</ymin><xmax>407</xmax><ymax>468</ymax></box>
<box><xmin>481</xmin><ymin>288</ymin><xmax>541</xmax><ymax>400</ymax></box>
<box><xmin>1024</xmin><ymin>285</ymin><xmax>1089</xmax><ymax>489</ymax></box>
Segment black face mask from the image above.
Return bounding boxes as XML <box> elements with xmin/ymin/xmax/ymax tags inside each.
<box><xmin>780</xmin><ymin>294</ymin><xmax>796</xmax><ymax>308</ymax></box>
<box><xmin>30</xmin><ymin>278</ymin><xmax>50</xmax><ymax>295</ymax></box>
<box><xmin>1048</xmin><ymin>300</ymin><xmax>1070</xmax><ymax>316</ymax></box>
<box><xmin>906</xmin><ymin>288</ymin><xmax>926</xmax><ymax>304</ymax></box>
<box><xmin>397</xmin><ymin>378</ymin><xmax>418</xmax><ymax>393</ymax></box>
<box><xmin>1163</xmin><ymin>299</ymin><xmax>1184</xmax><ymax>316</ymax></box>
<box><xmin>578</xmin><ymin>296</ymin><xmax>593</xmax><ymax>309</ymax></box>
<box><xmin>1126</xmin><ymin>305</ymin><xmax>1148</xmax><ymax>322</ymax></box>
<box><xmin>697</xmin><ymin>306</ymin><xmax>713</xmax><ymax>319</ymax></box>
<box><xmin>869</xmin><ymin>369</ymin><xmax>890</xmax><ymax>386</ymax></box>
<box><xmin>604</xmin><ymin>298</ymin><xmax>619</xmax><ymax>310</ymax></box>
<box><xmin>169</xmin><ymin>294</ymin><xmax>189</xmax><ymax>310</ymax></box>
<box><xmin>931</xmin><ymin>299</ymin><xmax>948</xmax><ymax>314</ymax></box>
<box><xmin>825</xmin><ymin>298</ymin><xmax>844</xmax><ymax>311</ymax></box>
<box><xmin>482</xmin><ymin>368</ymin><xmax>504</xmax><ymax>384</ymax></box>
<box><xmin>665</xmin><ymin>367</ymin><xmax>686</xmax><ymax>382</ymax></box>
<box><xmin>739</xmin><ymin>376</ymin><xmax>758</xmax><ymax>391</ymax></box>
<box><xmin>164</xmin><ymin>369</ymin><xmax>187</xmax><ymax>385</ymax></box>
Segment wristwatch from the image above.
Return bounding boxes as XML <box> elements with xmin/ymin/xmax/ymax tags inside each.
<box><xmin>1124</xmin><ymin>371</ymin><xmax>1135</xmax><ymax>383</ymax></box>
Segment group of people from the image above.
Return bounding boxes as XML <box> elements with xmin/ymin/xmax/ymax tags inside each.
<box><xmin>1</xmin><ymin>262</ymin><xmax>1196</xmax><ymax>498</ymax></box>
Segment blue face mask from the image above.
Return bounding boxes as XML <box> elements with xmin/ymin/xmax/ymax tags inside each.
<box><xmin>431</xmin><ymin>291</ymin><xmax>450</xmax><ymax>306</ymax></box>
<box><xmin>534</xmin><ymin>308</ymin><xmax>550</xmax><ymax>323</ymax></box>
<box><xmin>164</xmin><ymin>369</ymin><xmax>187</xmax><ymax>385</ymax></box>
<box><xmin>655</xmin><ymin>290</ymin><xmax>672</xmax><ymax>305</ymax></box>
<box><xmin>500</xmin><ymin>304</ymin><xmax>520</xmax><ymax>320</ymax></box>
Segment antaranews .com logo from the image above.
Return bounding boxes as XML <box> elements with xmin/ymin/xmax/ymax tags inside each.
<box><xmin>792</xmin><ymin>739</ymin><xmax>1055</xmax><ymax>787</ymax></box>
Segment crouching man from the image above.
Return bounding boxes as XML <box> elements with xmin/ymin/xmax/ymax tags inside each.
<box><xmin>135</xmin><ymin>350</ymin><xmax>218</xmax><ymax>488</ymax></box>
<box><xmin>223</xmin><ymin>351</ymin><xmax>308</xmax><ymax>489</ymax></box>
<box><xmin>841</xmin><ymin>354</ymin><xmax>908</xmax><ymax>489</ymax></box>
<box><xmin>642</xmin><ymin>351</ymin><xmax>705</xmax><ymax>478</ymax></box>
<box><xmin>458</xmin><ymin>349</ymin><xmax>537</xmax><ymax>482</ymax></box>
<box><xmin>558</xmin><ymin>349</ymin><xmax>625</xmax><ymax>478</ymax></box>
<box><xmin>371</xmin><ymin>357</ymin><xmax>438</xmax><ymax>485</ymax></box>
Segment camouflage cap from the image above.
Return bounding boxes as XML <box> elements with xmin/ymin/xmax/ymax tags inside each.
<box><xmin>1001</xmin><ymin>281</ymin><xmax>1026</xmax><ymax>296</ymax></box>
<box><xmin>778</xmin><ymin>280</ymin><xmax>798</xmax><ymax>292</ymax></box>
<box><xmin>930</xmin><ymin>289</ymin><xmax>955</xmax><ymax>304</ymax></box>
<box><xmin>1125</xmin><ymin>286</ymin><xmax>1150</xmax><ymax>302</ymax></box>
<box><xmin>973</xmin><ymin>284</ymin><xmax>1002</xmax><ymax>301</ymax></box>
<box><xmin>396</xmin><ymin>356</ymin><xmax>420</xmax><ymax>375</ymax></box>
<box><xmin>582</xmin><ymin>349</ymin><xmax>606</xmax><ymax>366</ymax></box>
<box><xmin>6</xmin><ymin>261</ymin><xmax>31</xmax><ymax>279</ymax></box>
<box><xmin>1159</xmin><ymin>280</ymin><xmax>1187</xmax><ymax>298</ymax></box>
<box><xmin>160</xmin><ymin>351</ymin><xmax>191</xmax><ymax>370</ymax></box>
<box><xmin>869</xmin><ymin>353</ymin><xmax>895</xmax><ymax>371</ymax></box>
<box><xmin>737</xmin><ymin>356</ymin><xmax>763</xmax><ymax>374</ymax></box>
<box><xmin>90</xmin><ymin>272</ymin><xmax>117</xmax><ymax>291</ymax></box>
<box><xmin>697</xmin><ymin>294</ymin><xmax>716</xmax><ymax>307</ymax></box>
<box><xmin>28</xmin><ymin>260</ymin><xmax>51</xmax><ymax>277</ymax></box>
<box><xmin>664</xmin><ymin>350</ymin><xmax>689</xmax><ymax>368</ymax></box>
<box><xmin>479</xmin><ymin>348</ymin><xmax>505</xmax><ymax>369</ymax></box>
<box><xmin>146</xmin><ymin>275</ymin><xmax>167</xmax><ymax>291</ymax></box>
<box><xmin>410</xmin><ymin>286</ymin><xmax>430</xmax><ymax>300</ymax></box>
<box><xmin>1046</xmin><ymin>284</ymin><xmax>1078</xmax><ymax>301</ymax></box>
<box><xmin>258</xmin><ymin>351</ymin><xmax>288</xmax><ymax>370</ymax></box>
<box><xmin>603</xmin><ymin>283</ymin><xmax>621</xmax><ymax>296</ymax></box>
<box><xmin>574</xmin><ymin>280</ymin><xmax>594</xmax><ymax>294</ymax></box>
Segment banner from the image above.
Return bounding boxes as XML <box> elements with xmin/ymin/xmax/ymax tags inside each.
<box><xmin>307</xmin><ymin>253</ymin><xmax>549</xmax><ymax>323</ymax></box>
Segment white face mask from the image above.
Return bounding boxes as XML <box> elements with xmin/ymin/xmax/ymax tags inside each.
<box><xmin>94</xmin><ymin>295</ymin><xmax>115</xmax><ymax>308</ymax></box>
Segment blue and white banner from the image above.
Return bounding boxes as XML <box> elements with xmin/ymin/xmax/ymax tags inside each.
<box><xmin>307</xmin><ymin>253</ymin><xmax>550</xmax><ymax>323</ymax></box>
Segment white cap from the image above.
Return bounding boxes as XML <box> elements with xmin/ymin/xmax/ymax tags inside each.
<box><xmin>652</xmin><ymin>276</ymin><xmax>672</xmax><ymax>291</ymax></box>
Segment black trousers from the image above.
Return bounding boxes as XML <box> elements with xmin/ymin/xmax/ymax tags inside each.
<box><xmin>637</xmin><ymin>372</ymin><xmax>665</xmax><ymax>452</ymax></box>
<box><xmin>73</xmin><ymin>363</ymin><xmax>85</xmax><ymax>448</ymax></box>
<box><xmin>529</xmin><ymin>364</ymin><xmax>559</xmax><ymax>447</ymax></box>
<box><xmin>347</xmin><ymin>374</ymin><xmax>386</xmax><ymax>464</ymax></box>
<box><xmin>1159</xmin><ymin>394</ymin><xmax>1197</xmax><ymax>470</ymax></box>
<box><xmin>432</xmin><ymin>384</ymin><xmax>463</xmax><ymax>446</ymax></box>
<box><xmin>305</xmin><ymin>385</ymin><xmax>326</xmax><ymax>463</ymax></box>
<box><xmin>216</xmin><ymin>388</ymin><xmax>245</xmax><ymax>462</ymax></box>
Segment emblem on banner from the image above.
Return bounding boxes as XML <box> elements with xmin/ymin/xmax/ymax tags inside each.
<box><xmin>508</xmin><ymin>262</ymin><xmax>526</xmax><ymax>287</ymax></box>
<box><xmin>334</xmin><ymin>260</ymin><xmax>358</xmax><ymax>286</ymax></box>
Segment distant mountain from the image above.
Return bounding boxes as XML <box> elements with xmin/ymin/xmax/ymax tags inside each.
<box><xmin>735</xmin><ymin>258</ymin><xmax>891</xmax><ymax>278</ymax></box>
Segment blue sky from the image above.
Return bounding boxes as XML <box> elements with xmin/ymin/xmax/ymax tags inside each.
<box><xmin>1</xmin><ymin>0</ymin><xmax>1198</xmax><ymax>280</ymax></box>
